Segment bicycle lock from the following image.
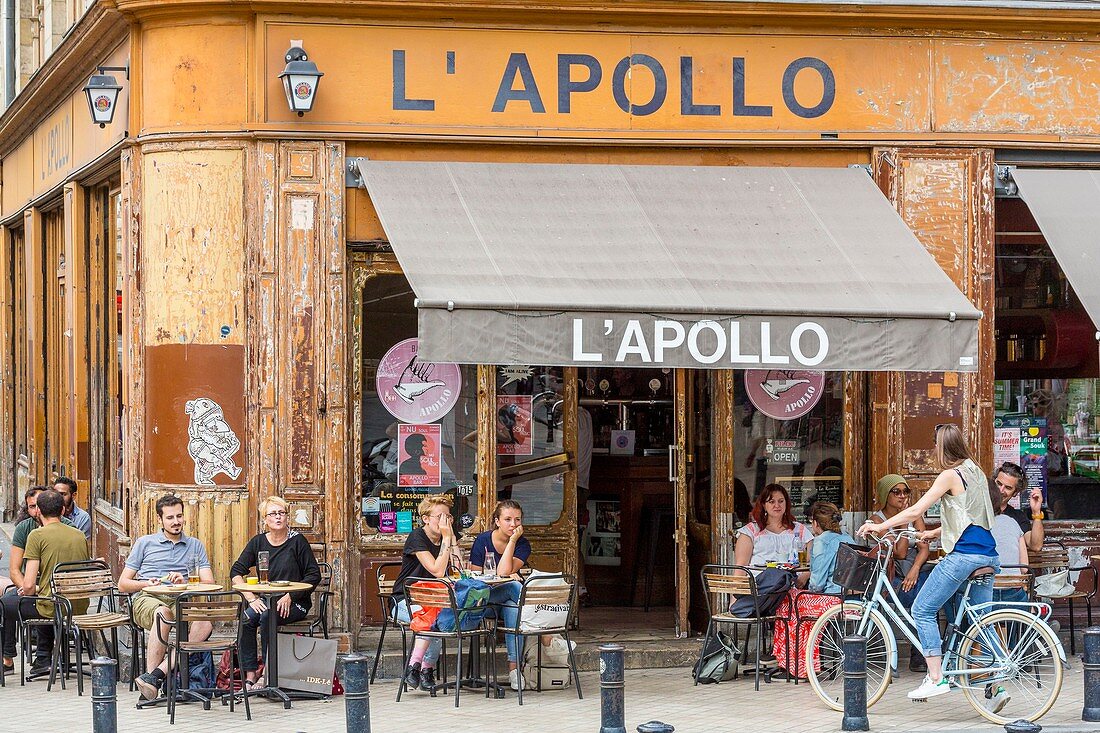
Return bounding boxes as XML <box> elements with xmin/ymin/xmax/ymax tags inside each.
<box><xmin>841</xmin><ymin>635</ymin><xmax>869</xmax><ymax>731</ymax></box>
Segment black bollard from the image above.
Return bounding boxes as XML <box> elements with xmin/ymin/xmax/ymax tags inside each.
<box><xmin>91</xmin><ymin>656</ymin><xmax>118</xmax><ymax>733</ymax></box>
<box><xmin>341</xmin><ymin>652</ymin><xmax>372</xmax><ymax>733</ymax></box>
<box><xmin>841</xmin><ymin>636</ymin><xmax>869</xmax><ymax>732</ymax></box>
<box><xmin>637</xmin><ymin>722</ymin><xmax>675</xmax><ymax>733</ymax></box>
<box><xmin>1004</xmin><ymin>720</ymin><xmax>1042</xmax><ymax>733</ymax></box>
<box><xmin>1084</xmin><ymin>627</ymin><xmax>1100</xmax><ymax>722</ymax></box>
<box><xmin>599</xmin><ymin>643</ymin><xmax>626</xmax><ymax>733</ymax></box>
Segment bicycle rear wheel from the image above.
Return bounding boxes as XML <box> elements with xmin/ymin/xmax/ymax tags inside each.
<box><xmin>805</xmin><ymin>601</ymin><xmax>894</xmax><ymax>711</ymax></box>
<box><xmin>957</xmin><ymin>610</ymin><xmax>1063</xmax><ymax>724</ymax></box>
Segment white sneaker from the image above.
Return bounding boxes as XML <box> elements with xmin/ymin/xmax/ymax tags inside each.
<box><xmin>509</xmin><ymin>668</ymin><xmax>525</xmax><ymax>691</ymax></box>
<box><xmin>986</xmin><ymin>684</ymin><xmax>1011</xmax><ymax>714</ymax></box>
<box><xmin>907</xmin><ymin>675</ymin><xmax>952</xmax><ymax>700</ymax></box>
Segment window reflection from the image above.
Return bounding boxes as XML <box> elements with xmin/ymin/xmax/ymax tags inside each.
<box><xmin>496</xmin><ymin>366</ymin><xmax>565</xmax><ymax>526</ymax></box>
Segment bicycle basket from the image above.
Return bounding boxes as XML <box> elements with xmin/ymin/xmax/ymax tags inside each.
<box><xmin>832</xmin><ymin>543</ymin><xmax>877</xmax><ymax>593</ymax></box>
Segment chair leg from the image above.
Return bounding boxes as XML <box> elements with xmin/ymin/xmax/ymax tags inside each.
<box><xmin>396</xmin><ymin>633</ymin><xmax>416</xmax><ymax>702</ymax></box>
<box><xmin>77</xmin><ymin>629</ymin><xmax>86</xmax><ymax>696</ymax></box>
<box><xmin>517</xmin><ymin>635</ymin><xmax>526</xmax><ymax>706</ymax></box>
<box><xmin>167</xmin><ymin>646</ymin><xmax>177</xmax><ymax>725</ymax></box>
<box><xmin>565</xmin><ymin>632</ymin><xmax>582</xmax><ymax>699</ymax></box>
<box><xmin>238</xmin><ymin>648</ymin><xmax>252</xmax><ymax>721</ymax></box>
<box><xmin>371</xmin><ymin>615</ymin><xmax>389</xmax><ymax>683</ymax></box>
<box><xmin>454</xmin><ymin>634</ymin><xmax>462</xmax><ymax>708</ymax></box>
<box><xmin>1069</xmin><ymin>599</ymin><xmax>1077</xmax><ymax>656</ymax></box>
<box><xmin>753</xmin><ymin>621</ymin><xmax>761</xmax><ymax>692</ymax></box>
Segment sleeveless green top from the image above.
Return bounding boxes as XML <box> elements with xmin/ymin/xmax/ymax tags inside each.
<box><xmin>939</xmin><ymin>458</ymin><xmax>995</xmax><ymax>554</ymax></box>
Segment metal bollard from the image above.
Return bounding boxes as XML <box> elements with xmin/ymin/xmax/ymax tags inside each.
<box><xmin>1004</xmin><ymin>720</ymin><xmax>1042</xmax><ymax>733</ymax></box>
<box><xmin>1084</xmin><ymin>627</ymin><xmax>1100</xmax><ymax>722</ymax></box>
<box><xmin>91</xmin><ymin>656</ymin><xmax>118</xmax><ymax>733</ymax></box>
<box><xmin>841</xmin><ymin>636</ymin><xmax>869</xmax><ymax>732</ymax></box>
<box><xmin>599</xmin><ymin>643</ymin><xmax>626</xmax><ymax>733</ymax></box>
<box><xmin>637</xmin><ymin>722</ymin><xmax>675</xmax><ymax>733</ymax></box>
<box><xmin>341</xmin><ymin>652</ymin><xmax>372</xmax><ymax>733</ymax></box>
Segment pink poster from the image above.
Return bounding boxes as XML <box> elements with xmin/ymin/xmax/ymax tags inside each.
<box><xmin>397</xmin><ymin>423</ymin><xmax>442</xmax><ymax>487</ymax></box>
<box><xmin>496</xmin><ymin>395</ymin><xmax>533</xmax><ymax>456</ymax></box>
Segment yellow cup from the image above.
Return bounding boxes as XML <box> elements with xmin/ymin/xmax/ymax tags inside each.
<box><xmin>246</xmin><ymin>576</ymin><xmax>259</xmax><ymax>585</ymax></box>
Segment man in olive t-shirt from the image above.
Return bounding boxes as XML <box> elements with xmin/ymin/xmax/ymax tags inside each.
<box><xmin>1</xmin><ymin>489</ymin><xmax>89</xmax><ymax>675</ymax></box>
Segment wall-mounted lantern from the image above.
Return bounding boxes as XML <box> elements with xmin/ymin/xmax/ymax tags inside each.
<box><xmin>82</xmin><ymin>65</ymin><xmax>128</xmax><ymax>128</ymax></box>
<box><xmin>279</xmin><ymin>40</ymin><xmax>324</xmax><ymax>116</ymax></box>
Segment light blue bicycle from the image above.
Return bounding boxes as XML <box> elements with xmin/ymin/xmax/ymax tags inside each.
<box><xmin>805</xmin><ymin>530</ymin><xmax>1067</xmax><ymax>724</ymax></box>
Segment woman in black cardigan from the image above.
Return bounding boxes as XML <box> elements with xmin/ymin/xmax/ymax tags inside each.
<box><xmin>230</xmin><ymin>496</ymin><xmax>322</xmax><ymax>688</ymax></box>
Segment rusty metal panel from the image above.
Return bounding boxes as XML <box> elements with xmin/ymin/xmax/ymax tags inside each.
<box><xmin>873</xmin><ymin>148</ymin><xmax>995</xmax><ymax>488</ymax></box>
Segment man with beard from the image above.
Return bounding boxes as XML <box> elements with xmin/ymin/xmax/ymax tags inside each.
<box><xmin>52</xmin><ymin>477</ymin><xmax>91</xmax><ymax>540</ymax></box>
<box><xmin>118</xmin><ymin>494</ymin><xmax>215</xmax><ymax>700</ymax></box>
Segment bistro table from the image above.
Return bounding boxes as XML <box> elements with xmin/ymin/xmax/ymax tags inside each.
<box><xmin>469</xmin><ymin>573</ymin><xmax>522</xmax><ymax>698</ymax></box>
<box><xmin>231</xmin><ymin>581</ymin><xmax>318</xmax><ymax>708</ymax></box>
<box><xmin>136</xmin><ymin>582</ymin><xmax>224</xmax><ymax>710</ymax></box>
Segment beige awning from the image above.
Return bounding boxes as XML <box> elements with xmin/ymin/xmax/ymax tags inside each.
<box><xmin>1012</xmin><ymin>169</ymin><xmax>1100</xmax><ymax>341</ymax></box>
<box><xmin>357</xmin><ymin>161</ymin><xmax>981</xmax><ymax>372</ymax></box>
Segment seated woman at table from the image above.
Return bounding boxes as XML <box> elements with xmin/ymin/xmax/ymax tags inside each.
<box><xmin>230</xmin><ymin>496</ymin><xmax>322</xmax><ymax>689</ymax></box>
<box><xmin>734</xmin><ymin>483</ymin><xmax>812</xmax><ymax>587</ymax></box>
<box><xmin>469</xmin><ymin>499</ymin><xmax>534</xmax><ymax>691</ymax></box>
<box><xmin>772</xmin><ymin>501</ymin><xmax>850</xmax><ymax>678</ymax></box>
<box><xmin>807</xmin><ymin>501</ymin><xmax>855</xmax><ymax>594</ymax></box>
<box><xmin>394</xmin><ymin>494</ymin><xmax>463</xmax><ymax>693</ymax></box>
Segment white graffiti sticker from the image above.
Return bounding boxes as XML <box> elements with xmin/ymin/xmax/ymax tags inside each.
<box><xmin>185</xmin><ymin>398</ymin><xmax>243</xmax><ymax>485</ymax></box>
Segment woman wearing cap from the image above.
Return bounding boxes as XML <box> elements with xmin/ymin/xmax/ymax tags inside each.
<box><xmin>858</xmin><ymin>423</ymin><xmax>999</xmax><ymax>702</ymax></box>
<box><xmin>869</xmin><ymin>473</ymin><xmax>932</xmax><ymax>672</ymax></box>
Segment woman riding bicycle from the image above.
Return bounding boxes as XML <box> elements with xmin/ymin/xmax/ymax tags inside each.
<box><xmin>857</xmin><ymin>423</ymin><xmax>999</xmax><ymax>701</ymax></box>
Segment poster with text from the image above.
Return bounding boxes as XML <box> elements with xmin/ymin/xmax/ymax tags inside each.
<box><xmin>496</xmin><ymin>395</ymin><xmax>533</xmax><ymax>455</ymax></box>
<box><xmin>994</xmin><ymin>426</ymin><xmax>1023</xmax><ymax>508</ymax></box>
<box><xmin>1020</xmin><ymin>421</ymin><xmax>1049</xmax><ymax>505</ymax></box>
<box><xmin>398</xmin><ymin>423</ymin><xmax>442</xmax><ymax>487</ymax></box>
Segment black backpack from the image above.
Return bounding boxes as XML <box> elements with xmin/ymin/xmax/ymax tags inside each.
<box><xmin>728</xmin><ymin>568</ymin><xmax>796</xmax><ymax>618</ymax></box>
<box><xmin>693</xmin><ymin>631</ymin><xmax>739</xmax><ymax>684</ymax></box>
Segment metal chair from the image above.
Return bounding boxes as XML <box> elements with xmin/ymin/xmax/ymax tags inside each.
<box><xmin>16</xmin><ymin>591</ymin><xmax>57</xmax><ymax>686</ymax></box>
<box><xmin>283</xmin><ymin>561</ymin><xmax>334</xmax><ymax>639</ymax></box>
<box><xmin>50</xmin><ymin>560</ymin><xmax>139</xmax><ymax>695</ymax></box>
<box><xmin>507</xmin><ymin>573</ymin><xmax>582</xmax><ymax>706</ymax></box>
<box><xmin>164</xmin><ymin>591</ymin><xmax>250</xmax><ymax>725</ymax></box>
<box><xmin>371</xmin><ymin>562</ymin><xmax>406</xmax><ymax>683</ymax></box>
<box><xmin>698</xmin><ymin>564</ymin><xmax>781</xmax><ymax>691</ymax></box>
<box><xmin>396</xmin><ymin>577</ymin><xmax>494</xmax><ymax>708</ymax></box>
<box><xmin>993</xmin><ymin>564</ymin><xmax>1035</xmax><ymax>601</ymax></box>
<box><xmin>1030</xmin><ymin>542</ymin><xmax>1096</xmax><ymax>655</ymax></box>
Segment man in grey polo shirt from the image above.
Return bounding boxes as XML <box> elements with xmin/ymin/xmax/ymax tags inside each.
<box><xmin>118</xmin><ymin>494</ymin><xmax>214</xmax><ymax>700</ymax></box>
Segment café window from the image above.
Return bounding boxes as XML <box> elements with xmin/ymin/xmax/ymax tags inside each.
<box><xmin>733</xmin><ymin>370</ymin><xmax>846</xmax><ymax>522</ymax></box>
<box><xmin>358</xmin><ymin>270</ymin><xmax>479</xmax><ymax>536</ymax></box>
<box><xmin>994</xmin><ymin>197</ymin><xmax>1100</xmax><ymax>519</ymax></box>
<box><xmin>496</xmin><ymin>365</ymin><xmax>566</xmax><ymax>526</ymax></box>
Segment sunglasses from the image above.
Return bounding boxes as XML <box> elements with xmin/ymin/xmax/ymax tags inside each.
<box><xmin>889</xmin><ymin>488</ymin><xmax>912</xmax><ymax>497</ymax></box>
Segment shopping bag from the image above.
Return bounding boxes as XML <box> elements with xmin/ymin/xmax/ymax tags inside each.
<box><xmin>519</xmin><ymin>571</ymin><xmax>572</xmax><ymax>632</ymax></box>
<box><xmin>276</xmin><ymin>634</ymin><xmax>338</xmax><ymax>695</ymax></box>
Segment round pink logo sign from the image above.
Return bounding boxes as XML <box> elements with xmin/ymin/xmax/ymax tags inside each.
<box><xmin>376</xmin><ymin>338</ymin><xmax>462</xmax><ymax>424</ymax></box>
<box><xmin>745</xmin><ymin>369</ymin><xmax>825</xmax><ymax>421</ymax></box>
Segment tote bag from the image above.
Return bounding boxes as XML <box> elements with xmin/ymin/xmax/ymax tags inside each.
<box><xmin>277</xmin><ymin>634</ymin><xmax>338</xmax><ymax>695</ymax></box>
<box><xmin>519</xmin><ymin>571</ymin><xmax>572</xmax><ymax>632</ymax></box>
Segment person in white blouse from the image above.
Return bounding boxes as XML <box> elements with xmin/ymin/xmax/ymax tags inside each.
<box><xmin>734</xmin><ymin>483</ymin><xmax>812</xmax><ymax>587</ymax></box>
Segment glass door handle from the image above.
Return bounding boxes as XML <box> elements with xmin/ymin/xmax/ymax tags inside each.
<box><xmin>668</xmin><ymin>444</ymin><xmax>677</xmax><ymax>482</ymax></box>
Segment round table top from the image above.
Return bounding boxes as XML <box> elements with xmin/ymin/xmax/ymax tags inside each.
<box><xmin>232</xmin><ymin>581</ymin><xmax>313</xmax><ymax>594</ymax></box>
<box><xmin>143</xmin><ymin>582</ymin><xmax>223</xmax><ymax>595</ymax></box>
<box><xmin>477</xmin><ymin>574</ymin><xmax>521</xmax><ymax>587</ymax></box>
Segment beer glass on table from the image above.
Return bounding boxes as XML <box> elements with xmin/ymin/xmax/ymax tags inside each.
<box><xmin>188</xmin><ymin>556</ymin><xmax>201</xmax><ymax>584</ymax></box>
<box><xmin>258</xmin><ymin>551</ymin><xmax>270</xmax><ymax>583</ymax></box>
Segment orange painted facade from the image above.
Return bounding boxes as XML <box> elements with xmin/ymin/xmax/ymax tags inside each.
<box><xmin>2</xmin><ymin>1</ymin><xmax>1100</xmax><ymax>638</ymax></box>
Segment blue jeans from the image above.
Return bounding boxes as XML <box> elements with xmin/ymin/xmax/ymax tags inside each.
<box><xmin>912</xmin><ymin>552</ymin><xmax>999</xmax><ymax>658</ymax></box>
<box><xmin>487</xmin><ymin>581</ymin><xmax>522</xmax><ymax>662</ymax></box>
<box><xmin>394</xmin><ymin>599</ymin><xmax>441</xmax><ymax>666</ymax></box>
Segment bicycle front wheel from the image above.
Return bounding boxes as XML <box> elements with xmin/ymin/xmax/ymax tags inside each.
<box><xmin>805</xmin><ymin>601</ymin><xmax>894</xmax><ymax>711</ymax></box>
<box><xmin>957</xmin><ymin>610</ymin><xmax>1063</xmax><ymax>724</ymax></box>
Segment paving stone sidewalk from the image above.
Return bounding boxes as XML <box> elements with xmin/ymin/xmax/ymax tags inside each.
<box><xmin>4</xmin><ymin>661</ymin><xmax>1100</xmax><ymax>733</ymax></box>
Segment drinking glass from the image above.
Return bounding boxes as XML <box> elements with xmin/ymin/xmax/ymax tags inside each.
<box><xmin>483</xmin><ymin>553</ymin><xmax>497</xmax><ymax>578</ymax></box>
<box><xmin>188</xmin><ymin>556</ymin><xmax>201</xmax><ymax>584</ymax></box>
<box><xmin>258</xmin><ymin>551</ymin><xmax>270</xmax><ymax>583</ymax></box>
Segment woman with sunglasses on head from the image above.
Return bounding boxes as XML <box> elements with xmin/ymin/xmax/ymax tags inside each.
<box><xmin>230</xmin><ymin>495</ymin><xmax>322</xmax><ymax>689</ymax></box>
<box><xmin>869</xmin><ymin>473</ymin><xmax>932</xmax><ymax>672</ymax></box>
<box><xmin>858</xmin><ymin>423</ymin><xmax>999</xmax><ymax>702</ymax></box>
